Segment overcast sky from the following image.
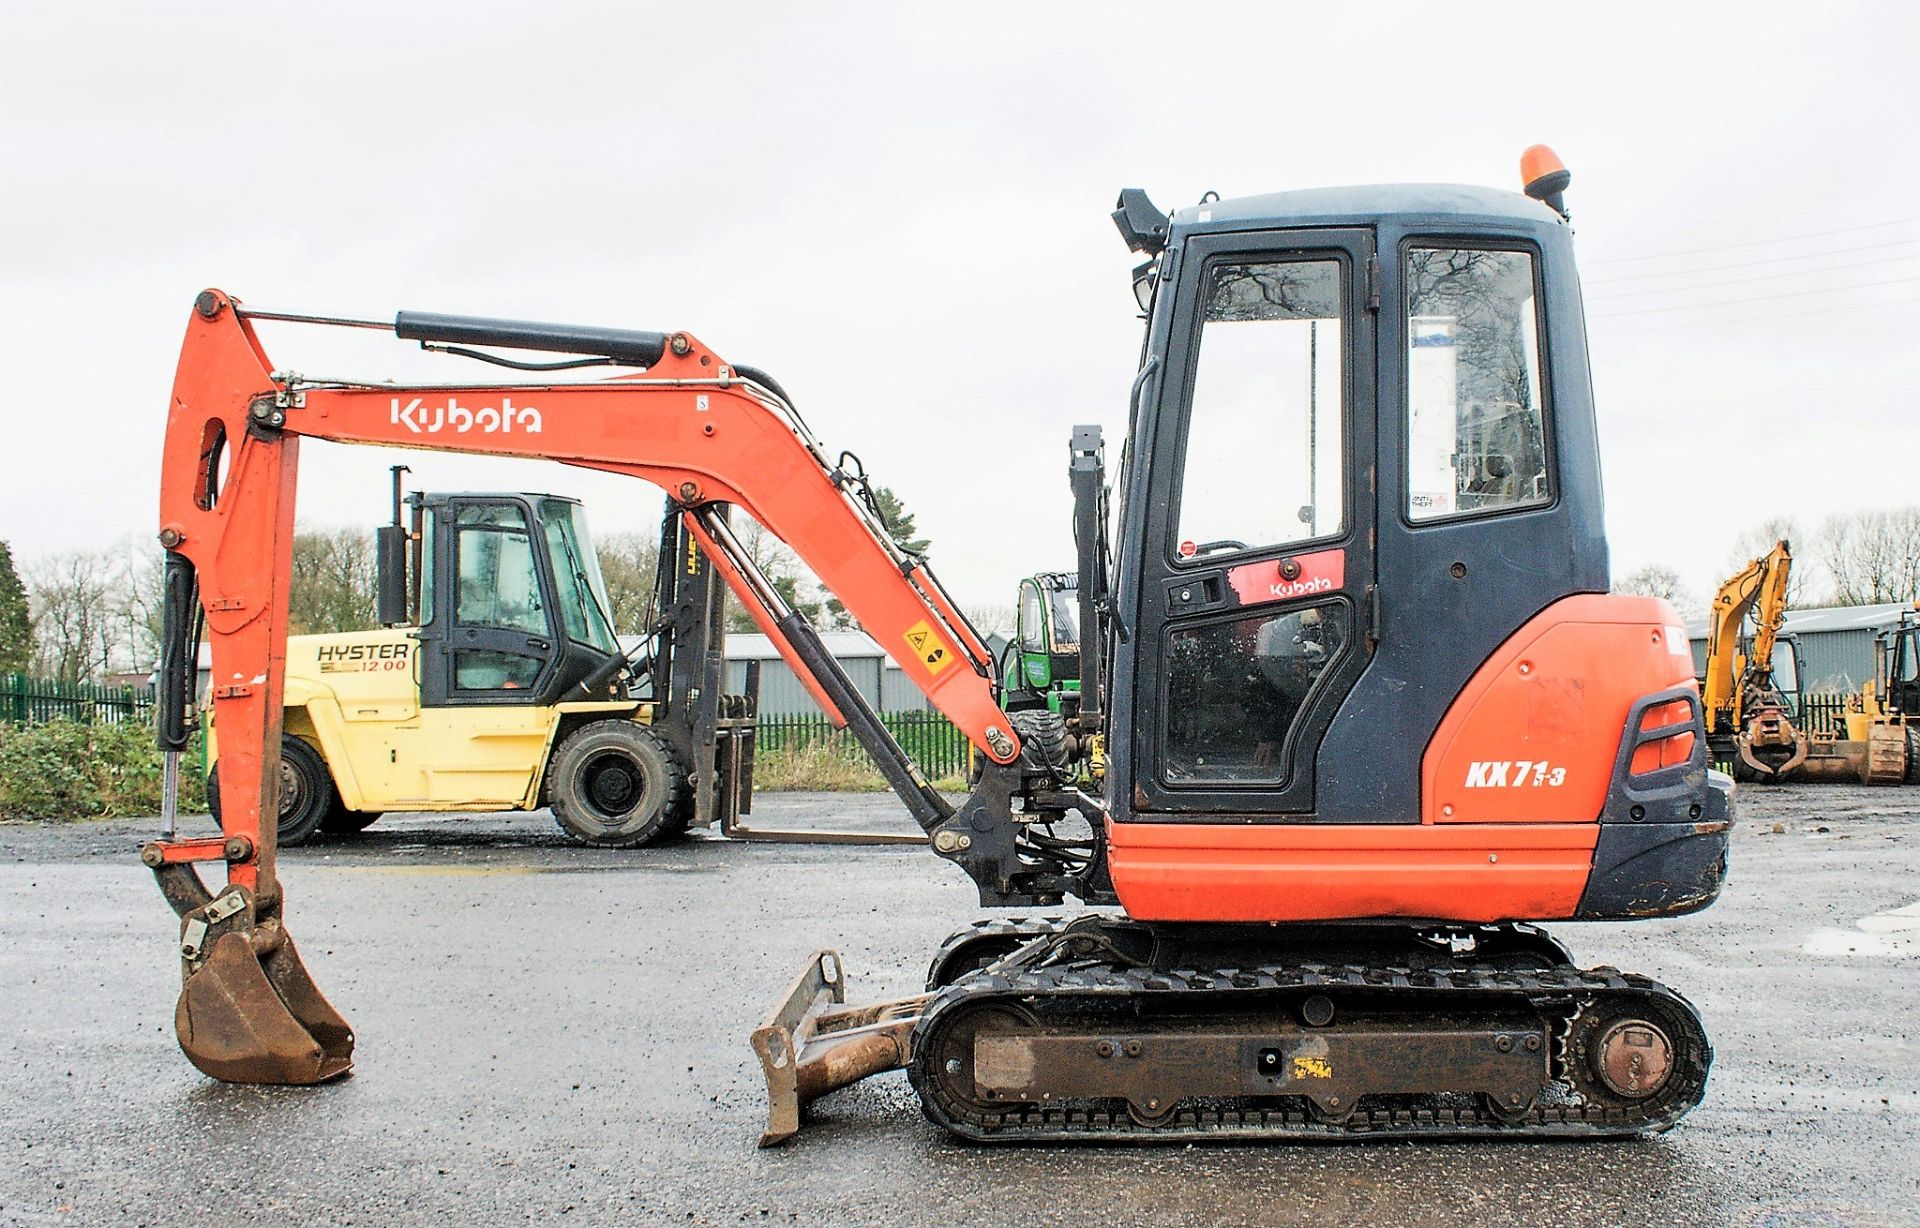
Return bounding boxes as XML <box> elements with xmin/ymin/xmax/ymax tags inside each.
<box><xmin>2</xmin><ymin>1</ymin><xmax>1915</xmax><ymax>618</ymax></box>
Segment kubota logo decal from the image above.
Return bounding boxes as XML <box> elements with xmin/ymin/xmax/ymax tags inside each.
<box><xmin>1465</xmin><ymin>760</ymin><xmax>1568</xmax><ymax>788</ymax></box>
<box><xmin>390</xmin><ymin>396</ymin><xmax>543</xmax><ymax>434</ymax></box>
<box><xmin>1225</xmin><ymin>549</ymin><xmax>1346</xmax><ymax>608</ymax></box>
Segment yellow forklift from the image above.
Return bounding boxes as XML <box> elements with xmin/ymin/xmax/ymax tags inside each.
<box><xmin>207</xmin><ymin>469</ymin><xmax>772</xmax><ymax>845</ymax></box>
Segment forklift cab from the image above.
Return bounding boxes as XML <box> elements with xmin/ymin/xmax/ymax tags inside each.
<box><xmin>408</xmin><ymin>492</ymin><xmax>624</xmax><ymax>708</ymax></box>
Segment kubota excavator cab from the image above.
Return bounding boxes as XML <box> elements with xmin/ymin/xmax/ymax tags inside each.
<box><xmin>764</xmin><ymin>162</ymin><xmax>1731</xmax><ymax>1144</ymax></box>
<box><xmin>1077</xmin><ymin>176</ymin><xmax>1730</xmax><ymax>923</ymax></box>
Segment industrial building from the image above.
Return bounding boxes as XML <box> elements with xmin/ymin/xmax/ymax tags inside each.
<box><xmin>1687</xmin><ymin>600</ymin><xmax>1917</xmax><ymax>695</ymax></box>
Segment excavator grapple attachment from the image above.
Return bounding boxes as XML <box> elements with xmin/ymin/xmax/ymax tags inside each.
<box><xmin>752</xmin><ymin>950</ymin><xmax>925</xmax><ymax>1146</ymax></box>
<box><xmin>153</xmin><ymin>864</ymin><xmax>354</xmax><ymax>1084</ymax></box>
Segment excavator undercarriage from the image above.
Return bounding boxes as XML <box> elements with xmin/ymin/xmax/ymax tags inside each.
<box><xmin>758</xmin><ymin>917</ymin><xmax>1710</xmax><ymax>1144</ymax></box>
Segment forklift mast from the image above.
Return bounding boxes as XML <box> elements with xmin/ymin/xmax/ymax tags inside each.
<box><xmin>650</xmin><ymin>503</ymin><xmax>758</xmax><ymax>831</ymax></box>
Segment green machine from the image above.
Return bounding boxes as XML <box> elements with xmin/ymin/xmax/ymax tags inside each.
<box><xmin>1002</xmin><ymin>571</ymin><xmax>1083</xmax><ymax>715</ymax></box>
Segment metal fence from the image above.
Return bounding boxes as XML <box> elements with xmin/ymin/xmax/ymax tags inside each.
<box><xmin>756</xmin><ymin>710</ymin><xmax>972</xmax><ymax>781</ymax></box>
<box><xmin>1797</xmin><ymin>693</ymin><xmax>1852</xmax><ymax>737</ymax></box>
<box><xmin>1</xmin><ymin>674</ymin><xmax>155</xmax><ymax>726</ymax></box>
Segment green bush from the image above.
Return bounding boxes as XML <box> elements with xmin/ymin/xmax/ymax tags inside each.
<box><xmin>753</xmin><ymin>734</ymin><xmax>969</xmax><ymax>794</ymax></box>
<box><xmin>755</xmin><ymin>738</ymin><xmax>891</xmax><ymax>793</ymax></box>
<box><xmin>0</xmin><ymin>719</ymin><xmax>205</xmax><ymax>820</ymax></box>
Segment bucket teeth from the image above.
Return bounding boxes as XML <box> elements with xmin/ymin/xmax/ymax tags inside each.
<box><xmin>173</xmin><ymin>888</ymin><xmax>354</xmax><ymax>1085</ymax></box>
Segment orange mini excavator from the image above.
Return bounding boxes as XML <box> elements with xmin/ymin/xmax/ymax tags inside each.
<box><xmin>145</xmin><ymin>148</ymin><xmax>1730</xmax><ymax>1142</ymax></box>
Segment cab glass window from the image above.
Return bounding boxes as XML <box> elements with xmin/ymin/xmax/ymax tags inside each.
<box><xmin>455</xmin><ymin>505</ymin><xmax>546</xmax><ymax>633</ymax></box>
<box><xmin>1020</xmin><ymin>584</ymin><xmax>1045</xmax><ymax>651</ymax></box>
<box><xmin>540</xmin><ymin>499</ymin><xmax>619</xmax><ymax>652</ymax></box>
<box><xmin>1174</xmin><ymin>258</ymin><xmax>1345</xmax><ymax>561</ymax></box>
<box><xmin>418</xmin><ymin>517</ymin><xmax>435</xmax><ymax>625</ymax></box>
<box><xmin>1047</xmin><ymin>586</ymin><xmax>1080</xmax><ymax>652</ymax></box>
<box><xmin>1405</xmin><ymin>248</ymin><xmax>1549</xmax><ymax>521</ymax></box>
<box><xmin>455</xmin><ymin>650</ymin><xmax>541</xmax><ymax>691</ymax></box>
<box><xmin>1163</xmin><ymin>604</ymin><xmax>1346</xmax><ymax>784</ymax></box>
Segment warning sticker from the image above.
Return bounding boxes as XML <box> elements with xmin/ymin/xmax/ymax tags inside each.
<box><xmin>903</xmin><ymin>619</ymin><xmax>958</xmax><ymax>677</ymax></box>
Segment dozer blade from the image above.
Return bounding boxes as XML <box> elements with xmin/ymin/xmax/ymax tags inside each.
<box><xmin>168</xmin><ymin>879</ymin><xmax>354</xmax><ymax>1084</ymax></box>
<box><xmin>751</xmin><ymin>950</ymin><xmax>927</xmax><ymax>1146</ymax></box>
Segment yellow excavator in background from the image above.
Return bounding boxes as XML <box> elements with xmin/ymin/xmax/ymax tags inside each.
<box><xmin>1700</xmin><ymin>541</ymin><xmax>1804</xmax><ymax>781</ymax></box>
<box><xmin>1701</xmin><ymin>542</ymin><xmax>1914</xmax><ymax>784</ymax></box>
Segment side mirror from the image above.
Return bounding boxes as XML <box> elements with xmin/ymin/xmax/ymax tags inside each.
<box><xmin>1131</xmin><ymin>258</ymin><xmax>1159</xmax><ymax>313</ymax></box>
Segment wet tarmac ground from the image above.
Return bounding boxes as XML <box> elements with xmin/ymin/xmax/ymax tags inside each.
<box><xmin>2</xmin><ymin>786</ymin><xmax>1916</xmax><ymax>1227</ymax></box>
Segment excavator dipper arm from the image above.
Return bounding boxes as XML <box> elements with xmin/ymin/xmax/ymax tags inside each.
<box><xmin>146</xmin><ymin>289</ymin><xmax>1038</xmax><ymax>1085</ymax></box>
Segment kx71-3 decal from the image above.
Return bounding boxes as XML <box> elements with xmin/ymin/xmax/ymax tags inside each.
<box><xmin>1464</xmin><ymin>760</ymin><xmax>1568</xmax><ymax>788</ymax></box>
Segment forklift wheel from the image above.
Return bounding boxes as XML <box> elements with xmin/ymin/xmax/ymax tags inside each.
<box><xmin>549</xmin><ymin>722</ymin><xmax>687</xmax><ymax>848</ymax></box>
<box><xmin>205</xmin><ymin>736</ymin><xmax>335</xmax><ymax>847</ymax></box>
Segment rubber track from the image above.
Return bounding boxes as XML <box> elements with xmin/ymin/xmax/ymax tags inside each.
<box><xmin>911</xmin><ymin>957</ymin><xmax>1712</xmax><ymax>1142</ymax></box>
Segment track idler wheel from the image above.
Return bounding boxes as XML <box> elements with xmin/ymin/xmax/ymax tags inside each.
<box><xmin>154</xmin><ymin>862</ymin><xmax>354</xmax><ymax>1084</ymax></box>
<box><xmin>1587</xmin><ymin>1019</ymin><xmax>1675</xmax><ymax>1101</ymax></box>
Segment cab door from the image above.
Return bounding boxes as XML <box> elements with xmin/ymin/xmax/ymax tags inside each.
<box><xmin>420</xmin><ymin>498</ymin><xmax>561</xmax><ymax>705</ymax></box>
<box><xmin>1128</xmin><ymin>230</ymin><xmax>1377</xmax><ymax>816</ymax></box>
<box><xmin>406</xmin><ymin>497</ymin><xmax>559</xmax><ymax>806</ymax></box>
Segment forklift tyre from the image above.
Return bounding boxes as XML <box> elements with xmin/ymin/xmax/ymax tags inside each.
<box><xmin>205</xmin><ymin>735</ymin><xmax>335</xmax><ymax>847</ymax></box>
<box><xmin>549</xmin><ymin>722</ymin><xmax>687</xmax><ymax>848</ymax></box>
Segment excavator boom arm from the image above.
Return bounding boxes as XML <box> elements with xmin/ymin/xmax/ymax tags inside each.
<box><xmin>146</xmin><ymin>290</ymin><xmax>1035</xmax><ymax>1083</ymax></box>
<box><xmin>159</xmin><ymin>290</ymin><xmax>1016</xmax><ymax>775</ymax></box>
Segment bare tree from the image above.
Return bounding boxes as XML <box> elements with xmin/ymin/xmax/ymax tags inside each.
<box><xmin>288</xmin><ymin>527</ymin><xmax>378</xmax><ymax>635</ymax></box>
<box><xmin>1616</xmin><ymin>564</ymin><xmax>1701</xmax><ymax>618</ymax></box>
<box><xmin>595</xmin><ymin>530</ymin><xmax>660</xmax><ymax>634</ymax></box>
<box><xmin>723</xmin><ymin>517</ymin><xmax>824</xmax><ymax>633</ymax></box>
<box><xmin>964</xmin><ymin>602</ymin><xmax>1017</xmax><ymax>640</ymax></box>
<box><xmin>114</xmin><ymin>543</ymin><xmax>168</xmax><ymax>671</ymax></box>
<box><xmin>1725</xmin><ymin>518</ymin><xmax>1813</xmax><ymax>607</ymax></box>
<box><xmin>27</xmin><ymin>551</ymin><xmax>117</xmax><ymax>682</ymax></box>
<box><xmin>1820</xmin><ymin>506</ymin><xmax>1920</xmax><ymax>606</ymax></box>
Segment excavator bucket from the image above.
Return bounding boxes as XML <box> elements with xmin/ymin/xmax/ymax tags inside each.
<box><xmin>751</xmin><ymin>950</ymin><xmax>926</xmax><ymax>1146</ymax></box>
<box><xmin>177</xmin><ymin>927</ymin><xmax>354</xmax><ymax>1084</ymax></box>
<box><xmin>155</xmin><ymin>864</ymin><xmax>354</xmax><ymax>1084</ymax></box>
